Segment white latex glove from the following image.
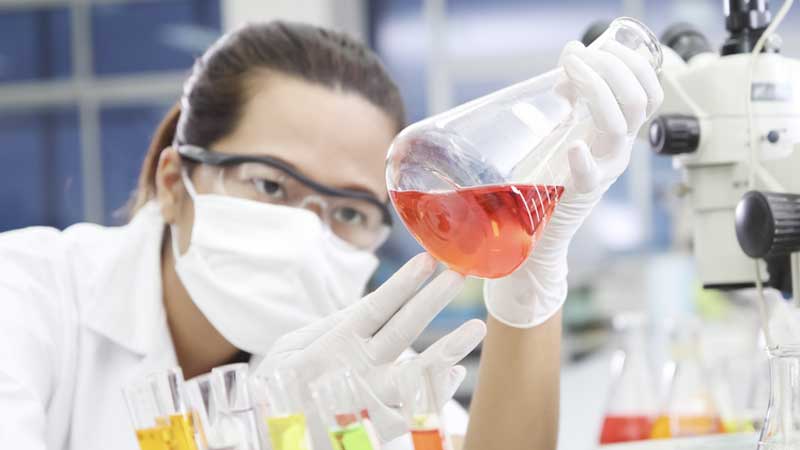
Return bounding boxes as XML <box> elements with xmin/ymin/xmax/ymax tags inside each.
<box><xmin>484</xmin><ymin>40</ymin><xmax>664</xmax><ymax>328</ymax></box>
<box><xmin>256</xmin><ymin>253</ymin><xmax>487</xmax><ymax>441</ymax></box>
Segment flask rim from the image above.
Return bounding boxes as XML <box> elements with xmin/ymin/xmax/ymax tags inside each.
<box><xmin>607</xmin><ymin>16</ymin><xmax>664</xmax><ymax>73</ymax></box>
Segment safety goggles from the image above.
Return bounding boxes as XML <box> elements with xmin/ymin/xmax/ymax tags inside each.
<box><xmin>177</xmin><ymin>145</ymin><xmax>392</xmax><ymax>250</ymax></box>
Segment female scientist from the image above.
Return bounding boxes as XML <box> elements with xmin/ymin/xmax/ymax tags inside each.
<box><xmin>0</xmin><ymin>21</ymin><xmax>661</xmax><ymax>450</ymax></box>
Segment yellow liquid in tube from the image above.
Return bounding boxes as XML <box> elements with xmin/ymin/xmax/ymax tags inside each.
<box><xmin>167</xmin><ymin>414</ymin><xmax>199</xmax><ymax>450</ymax></box>
<box><xmin>267</xmin><ymin>413</ymin><xmax>310</xmax><ymax>450</ymax></box>
<box><xmin>136</xmin><ymin>414</ymin><xmax>198</xmax><ymax>450</ymax></box>
<box><xmin>136</xmin><ymin>426</ymin><xmax>170</xmax><ymax>450</ymax></box>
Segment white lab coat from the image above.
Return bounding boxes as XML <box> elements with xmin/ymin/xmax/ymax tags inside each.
<box><xmin>0</xmin><ymin>203</ymin><xmax>467</xmax><ymax>450</ymax></box>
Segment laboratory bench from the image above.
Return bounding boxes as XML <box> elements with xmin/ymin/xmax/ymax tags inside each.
<box><xmin>599</xmin><ymin>433</ymin><xmax>757</xmax><ymax>450</ymax></box>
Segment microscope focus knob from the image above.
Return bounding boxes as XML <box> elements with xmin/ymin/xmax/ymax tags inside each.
<box><xmin>649</xmin><ymin>115</ymin><xmax>700</xmax><ymax>155</ymax></box>
<box><xmin>735</xmin><ymin>191</ymin><xmax>800</xmax><ymax>258</ymax></box>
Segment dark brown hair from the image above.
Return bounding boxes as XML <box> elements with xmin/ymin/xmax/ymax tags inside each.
<box><xmin>130</xmin><ymin>20</ymin><xmax>405</xmax><ymax>213</ymax></box>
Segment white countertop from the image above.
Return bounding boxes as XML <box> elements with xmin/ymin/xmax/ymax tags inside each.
<box><xmin>599</xmin><ymin>433</ymin><xmax>757</xmax><ymax>450</ymax></box>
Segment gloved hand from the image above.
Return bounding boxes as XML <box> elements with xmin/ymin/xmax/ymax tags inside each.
<box><xmin>484</xmin><ymin>40</ymin><xmax>664</xmax><ymax>328</ymax></box>
<box><xmin>255</xmin><ymin>253</ymin><xmax>487</xmax><ymax>441</ymax></box>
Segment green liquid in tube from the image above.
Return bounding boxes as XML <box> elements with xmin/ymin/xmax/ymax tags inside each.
<box><xmin>328</xmin><ymin>423</ymin><xmax>374</xmax><ymax>450</ymax></box>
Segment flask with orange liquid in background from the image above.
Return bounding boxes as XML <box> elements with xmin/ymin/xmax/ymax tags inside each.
<box><xmin>651</xmin><ymin>321</ymin><xmax>723</xmax><ymax>439</ymax></box>
<box><xmin>598</xmin><ymin>313</ymin><xmax>659</xmax><ymax>445</ymax></box>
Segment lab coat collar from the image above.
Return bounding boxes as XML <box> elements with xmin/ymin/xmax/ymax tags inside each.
<box><xmin>82</xmin><ymin>202</ymin><xmax>174</xmax><ymax>359</ymax></box>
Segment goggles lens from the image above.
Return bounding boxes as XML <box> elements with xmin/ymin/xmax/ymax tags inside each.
<box><xmin>194</xmin><ymin>161</ymin><xmax>390</xmax><ymax>250</ymax></box>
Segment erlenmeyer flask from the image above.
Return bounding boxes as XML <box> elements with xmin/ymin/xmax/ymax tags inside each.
<box><xmin>656</xmin><ymin>323</ymin><xmax>723</xmax><ymax>438</ymax></box>
<box><xmin>758</xmin><ymin>346</ymin><xmax>800</xmax><ymax>449</ymax></box>
<box><xmin>599</xmin><ymin>313</ymin><xmax>659</xmax><ymax>444</ymax></box>
<box><xmin>386</xmin><ymin>17</ymin><xmax>662</xmax><ymax>279</ymax></box>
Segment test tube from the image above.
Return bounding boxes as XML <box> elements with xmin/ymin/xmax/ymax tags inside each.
<box><xmin>252</xmin><ymin>368</ymin><xmax>313</xmax><ymax>450</ymax></box>
<box><xmin>406</xmin><ymin>367</ymin><xmax>449</xmax><ymax>450</ymax></box>
<box><xmin>185</xmin><ymin>374</ymin><xmax>244</xmax><ymax>450</ymax></box>
<box><xmin>312</xmin><ymin>370</ymin><xmax>378</xmax><ymax>450</ymax></box>
<box><xmin>149</xmin><ymin>367</ymin><xmax>200</xmax><ymax>450</ymax></box>
<box><xmin>124</xmin><ymin>379</ymin><xmax>170</xmax><ymax>450</ymax></box>
<box><xmin>184</xmin><ymin>375</ymin><xmax>213</xmax><ymax>450</ymax></box>
<box><xmin>209</xmin><ymin>364</ymin><xmax>263</xmax><ymax>450</ymax></box>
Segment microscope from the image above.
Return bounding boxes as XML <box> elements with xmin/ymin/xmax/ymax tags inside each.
<box><xmin>646</xmin><ymin>0</ymin><xmax>800</xmax><ymax>302</ymax></box>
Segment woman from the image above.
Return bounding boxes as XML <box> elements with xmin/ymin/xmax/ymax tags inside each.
<box><xmin>0</xmin><ymin>21</ymin><xmax>661</xmax><ymax>450</ymax></box>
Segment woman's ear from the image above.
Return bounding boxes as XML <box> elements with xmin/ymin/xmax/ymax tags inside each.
<box><xmin>155</xmin><ymin>147</ymin><xmax>185</xmax><ymax>224</ymax></box>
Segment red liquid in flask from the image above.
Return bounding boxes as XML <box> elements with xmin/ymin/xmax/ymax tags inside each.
<box><xmin>599</xmin><ymin>415</ymin><xmax>654</xmax><ymax>444</ymax></box>
<box><xmin>390</xmin><ymin>184</ymin><xmax>564</xmax><ymax>278</ymax></box>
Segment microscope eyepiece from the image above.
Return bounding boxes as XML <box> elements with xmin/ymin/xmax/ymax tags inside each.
<box><xmin>649</xmin><ymin>115</ymin><xmax>700</xmax><ymax>155</ymax></box>
<box><xmin>580</xmin><ymin>20</ymin><xmax>612</xmax><ymax>47</ymax></box>
<box><xmin>722</xmin><ymin>0</ymin><xmax>775</xmax><ymax>55</ymax></box>
<box><xmin>661</xmin><ymin>22</ymin><xmax>712</xmax><ymax>62</ymax></box>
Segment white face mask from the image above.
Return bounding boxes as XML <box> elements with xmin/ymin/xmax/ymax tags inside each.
<box><xmin>172</xmin><ymin>173</ymin><xmax>380</xmax><ymax>355</ymax></box>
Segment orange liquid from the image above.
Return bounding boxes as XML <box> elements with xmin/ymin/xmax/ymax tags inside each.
<box><xmin>650</xmin><ymin>415</ymin><xmax>723</xmax><ymax>439</ymax></box>
<box><xmin>335</xmin><ymin>413</ymin><xmax>358</xmax><ymax>427</ymax></box>
<box><xmin>390</xmin><ymin>184</ymin><xmax>564</xmax><ymax>278</ymax></box>
<box><xmin>410</xmin><ymin>428</ymin><xmax>445</xmax><ymax>450</ymax></box>
<box><xmin>650</xmin><ymin>415</ymin><xmax>671</xmax><ymax>439</ymax></box>
<box><xmin>672</xmin><ymin>415</ymin><xmax>723</xmax><ymax>437</ymax></box>
<box><xmin>599</xmin><ymin>415</ymin><xmax>653</xmax><ymax>444</ymax></box>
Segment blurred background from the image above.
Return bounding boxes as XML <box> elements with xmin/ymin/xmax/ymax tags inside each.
<box><xmin>3</xmin><ymin>0</ymin><xmax>799</xmax><ymax>448</ymax></box>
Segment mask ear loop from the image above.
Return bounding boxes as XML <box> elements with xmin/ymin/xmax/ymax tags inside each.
<box><xmin>181</xmin><ymin>168</ymin><xmax>199</xmax><ymax>199</ymax></box>
<box><xmin>171</xmin><ymin>168</ymin><xmax>199</xmax><ymax>259</ymax></box>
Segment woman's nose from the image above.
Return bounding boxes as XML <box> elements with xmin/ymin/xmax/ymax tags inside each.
<box><xmin>298</xmin><ymin>196</ymin><xmax>326</xmax><ymax>221</ymax></box>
